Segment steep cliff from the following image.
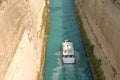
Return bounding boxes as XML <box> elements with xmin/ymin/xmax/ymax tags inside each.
<box><xmin>0</xmin><ymin>0</ymin><xmax>45</xmax><ymax>80</ymax></box>
<box><xmin>75</xmin><ymin>0</ymin><xmax>120</xmax><ymax>80</ymax></box>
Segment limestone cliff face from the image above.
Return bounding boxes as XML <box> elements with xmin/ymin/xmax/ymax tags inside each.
<box><xmin>0</xmin><ymin>0</ymin><xmax>45</xmax><ymax>79</ymax></box>
<box><xmin>75</xmin><ymin>0</ymin><xmax>120</xmax><ymax>80</ymax></box>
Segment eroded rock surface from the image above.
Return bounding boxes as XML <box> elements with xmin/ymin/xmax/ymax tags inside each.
<box><xmin>0</xmin><ymin>0</ymin><xmax>45</xmax><ymax>80</ymax></box>
<box><xmin>75</xmin><ymin>0</ymin><xmax>120</xmax><ymax>80</ymax></box>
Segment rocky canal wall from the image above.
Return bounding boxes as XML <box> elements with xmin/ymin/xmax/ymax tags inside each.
<box><xmin>75</xmin><ymin>0</ymin><xmax>120</xmax><ymax>80</ymax></box>
<box><xmin>0</xmin><ymin>0</ymin><xmax>45</xmax><ymax>80</ymax></box>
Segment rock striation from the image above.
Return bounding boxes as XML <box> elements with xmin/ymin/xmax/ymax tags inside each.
<box><xmin>75</xmin><ymin>0</ymin><xmax>120</xmax><ymax>80</ymax></box>
<box><xmin>0</xmin><ymin>0</ymin><xmax>45</xmax><ymax>80</ymax></box>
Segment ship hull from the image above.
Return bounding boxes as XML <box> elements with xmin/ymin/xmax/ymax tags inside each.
<box><xmin>62</xmin><ymin>57</ymin><xmax>75</xmax><ymax>64</ymax></box>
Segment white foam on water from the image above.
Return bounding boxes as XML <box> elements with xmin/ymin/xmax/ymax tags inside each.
<box><xmin>63</xmin><ymin>64</ymin><xmax>76</xmax><ymax>80</ymax></box>
<box><xmin>52</xmin><ymin>51</ymin><xmax>89</xmax><ymax>80</ymax></box>
<box><xmin>52</xmin><ymin>51</ymin><xmax>63</xmax><ymax>80</ymax></box>
<box><xmin>53</xmin><ymin>51</ymin><xmax>76</xmax><ymax>80</ymax></box>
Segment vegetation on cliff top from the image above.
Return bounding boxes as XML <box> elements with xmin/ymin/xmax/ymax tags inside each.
<box><xmin>42</xmin><ymin>1</ymin><xmax>50</xmax><ymax>35</ymax></box>
<box><xmin>74</xmin><ymin>5</ymin><xmax>106</xmax><ymax>80</ymax></box>
<box><xmin>37</xmin><ymin>0</ymin><xmax>50</xmax><ymax>80</ymax></box>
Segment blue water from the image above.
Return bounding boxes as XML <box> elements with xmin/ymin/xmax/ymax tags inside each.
<box><xmin>43</xmin><ymin>0</ymin><xmax>93</xmax><ymax>80</ymax></box>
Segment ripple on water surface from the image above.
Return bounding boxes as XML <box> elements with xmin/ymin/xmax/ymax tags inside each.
<box><xmin>43</xmin><ymin>0</ymin><xmax>93</xmax><ymax>80</ymax></box>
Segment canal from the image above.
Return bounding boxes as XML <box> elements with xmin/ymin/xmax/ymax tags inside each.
<box><xmin>43</xmin><ymin>0</ymin><xmax>93</xmax><ymax>80</ymax></box>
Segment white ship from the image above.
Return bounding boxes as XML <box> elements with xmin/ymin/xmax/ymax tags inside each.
<box><xmin>62</xmin><ymin>40</ymin><xmax>75</xmax><ymax>64</ymax></box>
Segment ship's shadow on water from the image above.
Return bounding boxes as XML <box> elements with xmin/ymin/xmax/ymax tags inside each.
<box><xmin>52</xmin><ymin>51</ymin><xmax>89</xmax><ymax>80</ymax></box>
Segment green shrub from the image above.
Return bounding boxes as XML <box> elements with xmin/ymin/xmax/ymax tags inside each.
<box><xmin>37</xmin><ymin>1</ymin><xmax>50</xmax><ymax>80</ymax></box>
<box><xmin>74</xmin><ymin>4</ymin><xmax>105</xmax><ymax>80</ymax></box>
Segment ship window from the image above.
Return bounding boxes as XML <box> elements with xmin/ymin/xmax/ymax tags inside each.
<box><xmin>63</xmin><ymin>55</ymin><xmax>75</xmax><ymax>58</ymax></box>
<box><xmin>69</xmin><ymin>55</ymin><xmax>75</xmax><ymax>57</ymax></box>
<box><xmin>70</xmin><ymin>55</ymin><xmax>72</xmax><ymax>57</ymax></box>
<box><xmin>63</xmin><ymin>55</ymin><xmax>67</xmax><ymax>58</ymax></box>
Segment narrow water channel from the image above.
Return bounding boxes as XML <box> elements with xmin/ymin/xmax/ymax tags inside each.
<box><xmin>43</xmin><ymin>0</ymin><xmax>93</xmax><ymax>80</ymax></box>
